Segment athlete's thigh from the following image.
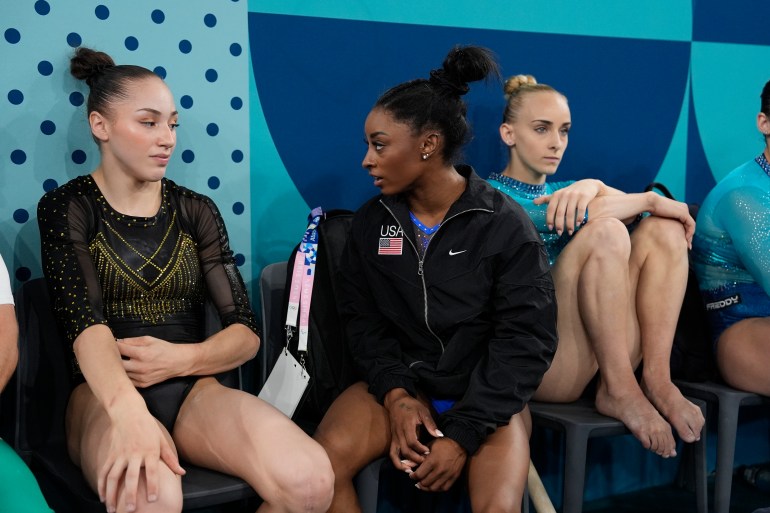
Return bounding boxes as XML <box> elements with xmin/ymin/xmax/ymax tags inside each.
<box><xmin>313</xmin><ymin>381</ymin><xmax>390</xmax><ymax>467</ymax></box>
<box><xmin>717</xmin><ymin>317</ymin><xmax>770</xmax><ymax>394</ymax></box>
<box><xmin>467</xmin><ymin>409</ymin><xmax>531</xmax><ymax>511</ymax></box>
<box><xmin>66</xmin><ymin>383</ymin><xmax>182</xmax><ymax>506</ymax></box>
<box><xmin>535</xmin><ymin>236</ymin><xmax>601</xmax><ymax>401</ymax></box>
<box><xmin>172</xmin><ymin>377</ymin><xmax>329</xmax><ymax>487</ymax></box>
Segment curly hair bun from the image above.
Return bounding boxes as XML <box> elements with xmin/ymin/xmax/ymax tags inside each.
<box><xmin>503</xmin><ymin>74</ymin><xmax>537</xmax><ymax>100</ymax></box>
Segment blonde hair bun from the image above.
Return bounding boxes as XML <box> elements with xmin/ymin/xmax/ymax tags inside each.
<box><xmin>504</xmin><ymin>74</ymin><xmax>537</xmax><ymax>100</ymax></box>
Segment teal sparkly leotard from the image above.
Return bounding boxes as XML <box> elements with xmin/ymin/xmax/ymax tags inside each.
<box><xmin>692</xmin><ymin>154</ymin><xmax>770</xmax><ymax>340</ymax></box>
<box><xmin>487</xmin><ymin>173</ymin><xmax>577</xmax><ymax>265</ymax></box>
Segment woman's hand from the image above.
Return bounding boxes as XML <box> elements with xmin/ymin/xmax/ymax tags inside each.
<box><xmin>383</xmin><ymin>389</ymin><xmax>441</xmax><ymax>471</ymax></box>
<box><xmin>99</xmin><ymin>400</ymin><xmax>185</xmax><ymax>512</ymax></box>
<box><xmin>118</xmin><ymin>336</ymin><xmax>190</xmax><ymax>387</ymax></box>
<box><xmin>649</xmin><ymin>194</ymin><xmax>696</xmax><ymax>249</ymax></box>
<box><xmin>534</xmin><ymin>179</ymin><xmax>604</xmax><ymax>235</ymax></box>
<box><xmin>410</xmin><ymin>437</ymin><xmax>467</xmax><ymax>492</ymax></box>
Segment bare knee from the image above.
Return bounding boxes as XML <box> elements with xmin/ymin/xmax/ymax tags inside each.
<box><xmin>634</xmin><ymin>216</ymin><xmax>687</xmax><ymax>255</ymax></box>
<box><xmin>129</xmin><ymin>491</ymin><xmax>183</xmax><ymax>513</ymax></box>
<box><xmin>117</xmin><ymin>477</ymin><xmax>183</xmax><ymax>513</ymax></box>
<box><xmin>581</xmin><ymin>218</ymin><xmax>631</xmax><ymax>260</ymax></box>
<box><xmin>267</xmin><ymin>445</ymin><xmax>335</xmax><ymax>512</ymax></box>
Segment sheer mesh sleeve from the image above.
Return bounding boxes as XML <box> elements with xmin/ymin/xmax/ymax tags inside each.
<box><xmin>175</xmin><ymin>186</ymin><xmax>259</xmax><ymax>335</ymax></box>
<box><xmin>37</xmin><ymin>181</ymin><xmax>109</xmax><ymax>345</ymax></box>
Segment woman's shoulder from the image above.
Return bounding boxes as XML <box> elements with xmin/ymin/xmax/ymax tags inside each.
<box><xmin>38</xmin><ymin>175</ymin><xmax>95</xmax><ymax>212</ymax></box>
<box><xmin>165</xmin><ymin>178</ymin><xmax>220</xmax><ymax>210</ymax></box>
<box><xmin>708</xmin><ymin>158</ymin><xmax>767</xmax><ymax>202</ymax></box>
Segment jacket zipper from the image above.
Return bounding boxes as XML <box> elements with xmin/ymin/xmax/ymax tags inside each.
<box><xmin>380</xmin><ymin>201</ymin><xmax>492</xmax><ymax>355</ymax></box>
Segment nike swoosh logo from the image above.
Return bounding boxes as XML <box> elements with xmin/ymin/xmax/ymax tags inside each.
<box><xmin>448</xmin><ymin>249</ymin><xmax>467</xmax><ymax>256</ymax></box>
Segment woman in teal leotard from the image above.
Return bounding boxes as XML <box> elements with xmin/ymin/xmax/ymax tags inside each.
<box><xmin>488</xmin><ymin>74</ymin><xmax>705</xmax><ymax>458</ymax></box>
<box><xmin>692</xmin><ymin>79</ymin><xmax>770</xmax><ymax>395</ymax></box>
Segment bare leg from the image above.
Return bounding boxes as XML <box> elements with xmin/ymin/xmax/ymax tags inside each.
<box><xmin>172</xmin><ymin>377</ymin><xmax>334</xmax><ymax>513</ymax></box>
<box><xmin>534</xmin><ymin>218</ymin><xmax>676</xmax><ymax>457</ymax></box>
<box><xmin>717</xmin><ymin>317</ymin><xmax>770</xmax><ymax>394</ymax></box>
<box><xmin>313</xmin><ymin>382</ymin><xmax>390</xmax><ymax>513</ymax></box>
<box><xmin>630</xmin><ymin>216</ymin><xmax>705</xmax><ymax>443</ymax></box>
<box><xmin>467</xmin><ymin>407</ymin><xmax>531</xmax><ymax>513</ymax></box>
<box><xmin>66</xmin><ymin>383</ymin><xmax>183</xmax><ymax>513</ymax></box>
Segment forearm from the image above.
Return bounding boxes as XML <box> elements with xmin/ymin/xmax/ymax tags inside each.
<box><xmin>74</xmin><ymin>324</ymin><xmax>146</xmax><ymax>415</ymax></box>
<box><xmin>182</xmin><ymin>323</ymin><xmax>259</xmax><ymax>376</ymax></box>
<box><xmin>587</xmin><ymin>191</ymin><xmax>655</xmax><ymax>223</ymax></box>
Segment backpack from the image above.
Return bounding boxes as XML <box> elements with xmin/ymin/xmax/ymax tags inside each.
<box><xmin>282</xmin><ymin>208</ymin><xmax>357</xmax><ymax>433</ymax></box>
<box><xmin>644</xmin><ymin>182</ymin><xmax>717</xmax><ymax>382</ymax></box>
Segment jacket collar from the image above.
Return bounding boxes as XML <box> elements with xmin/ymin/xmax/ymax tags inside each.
<box><xmin>379</xmin><ymin>165</ymin><xmax>495</xmax><ymax>220</ymax></box>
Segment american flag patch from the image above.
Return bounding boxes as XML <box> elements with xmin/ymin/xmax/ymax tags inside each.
<box><xmin>378</xmin><ymin>237</ymin><xmax>403</xmax><ymax>255</ymax></box>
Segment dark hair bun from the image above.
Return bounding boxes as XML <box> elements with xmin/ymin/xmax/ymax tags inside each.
<box><xmin>430</xmin><ymin>45</ymin><xmax>499</xmax><ymax>97</ymax></box>
<box><xmin>70</xmin><ymin>47</ymin><xmax>116</xmax><ymax>87</ymax></box>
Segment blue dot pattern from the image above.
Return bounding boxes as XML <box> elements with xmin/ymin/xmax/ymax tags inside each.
<box><xmin>38</xmin><ymin>60</ymin><xmax>53</xmax><ymax>76</ymax></box>
<box><xmin>151</xmin><ymin>9</ymin><xmax>165</xmax><ymax>24</ymax></box>
<box><xmin>71</xmin><ymin>150</ymin><xmax>87</xmax><ymax>164</ymax></box>
<box><xmin>8</xmin><ymin>90</ymin><xmax>24</xmax><ymax>105</ymax></box>
<box><xmin>43</xmin><ymin>179</ymin><xmax>58</xmax><ymax>192</ymax></box>
<box><xmin>13</xmin><ymin>209</ymin><xmax>29</xmax><ymax>224</ymax></box>
<box><xmin>40</xmin><ymin>120</ymin><xmax>56</xmax><ymax>135</ymax></box>
<box><xmin>69</xmin><ymin>91</ymin><xmax>84</xmax><ymax>106</ymax></box>
<box><xmin>67</xmin><ymin>32</ymin><xmax>81</xmax><ymax>47</ymax></box>
<box><xmin>11</xmin><ymin>150</ymin><xmax>27</xmax><ymax>165</ymax></box>
<box><xmin>125</xmin><ymin>36</ymin><xmax>139</xmax><ymax>51</ymax></box>
<box><xmin>5</xmin><ymin>28</ymin><xmax>21</xmax><ymax>44</ymax></box>
<box><xmin>34</xmin><ymin>1</ymin><xmax>51</xmax><ymax>16</ymax></box>
<box><xmin>15</xmin><ymin>267</ymin><xmax>31</xmax><ymax>282</ymax></box>
<box><xmin>0</xmin><ymin>2</ymin><xmax>252</xmax><ymax>289</ymax></box>
<box><xmin>95</xmin><ymin>5</ymin><xmax>110</xmax><ymax>20</ymax></box>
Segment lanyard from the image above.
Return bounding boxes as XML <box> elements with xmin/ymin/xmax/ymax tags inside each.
<box><xmin>285</xmin><ymin>207</ymin><xmax>323</xmax><ymax>353</ymax></box>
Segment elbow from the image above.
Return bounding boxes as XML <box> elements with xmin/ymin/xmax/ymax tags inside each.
<box><xmin>240</xmin><ymin>324</ymin><xmax>260</xmax><ymax>361</ymax></box>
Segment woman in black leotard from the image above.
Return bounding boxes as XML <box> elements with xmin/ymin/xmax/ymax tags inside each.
<box><xmin>38</xmin><ymin>47</ymin><xmax>333</xmax><ymax>513</ymax></box>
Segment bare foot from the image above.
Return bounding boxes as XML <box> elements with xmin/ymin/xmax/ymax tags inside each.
<box><xmin>641</xmin><ymin>378</ymin><xmax>705</xmax><ymax>444</ymax></box>
<box><xmin>595</xmin><ymin>379</ymin><xmax>677</xmax><ymax>457</ymax></box>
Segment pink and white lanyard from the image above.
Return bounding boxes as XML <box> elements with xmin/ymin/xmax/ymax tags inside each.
<box><xmin>285</xmin><ymin>207</ymin><xmax>323</xmax><ymax>358</ymax></box>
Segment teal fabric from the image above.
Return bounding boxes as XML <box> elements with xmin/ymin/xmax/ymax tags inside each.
<box><xmin>0</xmin><ymin>439</ymin><xmax>53</xmax><ymax>512</ymax></box>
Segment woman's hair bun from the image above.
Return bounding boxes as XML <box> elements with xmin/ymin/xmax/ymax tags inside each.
<box><xmin>503</xmin><ymin>74</ymin><xmax>537</xmax><ymax>100</ymax></box>
<box><xmin>70</xmin><ymin>47</ymin><xmax>116</xmax><ymax>87</ymax></box>
<box><xmin>430</xmin><ymin>45</ymin><xmax>499</xmax><ymax>97</ymax></box>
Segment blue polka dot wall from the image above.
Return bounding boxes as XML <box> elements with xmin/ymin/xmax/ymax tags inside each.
<box><xmin>0</xmin><ymin>1</ymin><xmax>252</xmax><ymax>290</ymax></box>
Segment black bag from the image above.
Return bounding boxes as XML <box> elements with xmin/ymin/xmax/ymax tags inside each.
<box><xmin>282</xmin><ymin>208</ymin><xmax>357</xmax><ymax>433</ymax></box>
<box><xmin>644</xmin><ymin>182</ymin><xmax>717</xmax><ymax>382</ymax></box>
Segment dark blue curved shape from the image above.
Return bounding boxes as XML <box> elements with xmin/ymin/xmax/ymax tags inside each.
<box><xmin>250</xmin><ymin>13</ymin><xmax>689</xmax><ymax>209</ymax></box>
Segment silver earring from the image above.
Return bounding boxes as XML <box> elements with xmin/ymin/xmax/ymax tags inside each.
<box><xmin>422</xmin><ymin>153</ymin><xmax>429</xmax><ymax>160</ymax></box>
